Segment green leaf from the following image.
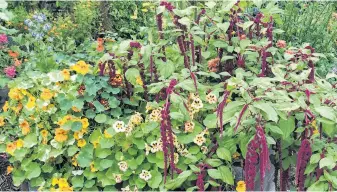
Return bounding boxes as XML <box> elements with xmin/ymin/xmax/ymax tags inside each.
<box><xmin>315</xmin><ymin>106</ymin><xmax>337</xmax><ymax>122</ymax></box>
<box><xmin>25</xmin><ymin>162</ymin><xmax>41</xmax><ymax>180</ymax></box>
<box><xmin>219</xmin><ymin>166</ymin><xmax>234</xmax><ymax>185</ymax></box>
<box><xmin>71</xmin><ymin>121</ymin><xmax>83</xmax><ymax>131</ymax></box>
<box><xmin>95</xmin><ymin>147</ymin><xmax>112</xmax><ymax>158</ymax></box>
<box><xmin>165</xmin><ymin>171</ymin><xmax>192</xmax><ymax>190</ymax></box>
<box><xmin>148</xmin><ymin>170</ymin><xmax>162</xmax><ymax>189</ymax></box>
<box><xmin>278</xmin><ymin>116</ymin><xmax>295</xmax><ymax>140</ymax></box>
<box><xmin>67</xmin><ymin>145</ymin><xmax>79</xmax><ymax>156</ymax></box>
<box><xmin>178</xmin><ymin>17</ymin><xmax>191</xmax><ymax>28</ymax></box>
<box><xmin>205</xmin><ymin>1</ymin><xmax>216</xmax><ymax>9</ymax></box>
<box><xmin>253</xmin><ymin>102</ymin><xmax>278</xmax><ymax>122</ymax></box>
<box><xmin>203</xmin><ymin>114</ymin><xmax>217</xmax><ymax>128</ymax></box>
<box><xmin>217</xmin><ymin>22</ymin><xmax>230</xmax><ymax>32</ymax></box>
<box><xmin>125</xmin><ymin>68</ymin><xmax>140</xmax><ymax>86</ymax></box>
<box><xmin>95</xmin><ymin>114</ymin><xmax>107</xmax><ymax>123</ymax></box>
<box><xmin>319</xmin><ymin>157</ymin><xmax>336</xmax><ymax>169</ymax></box>
<box><xmin>307</xmin><ymin>181</ymin><xmax>328</xmax><ymax>192</ymax></box>
<box><xmin>216</xmin><ymin>147</ymin><xmax>231</xmax><ymax>162</ymax></box>
<box><xmin>100</xmin><ymin>159</ymin><xmax>113</xmax><ymax>170</ymax></box>
<box><xmin>207</xmin><ymin>169</ymin><xmax>222</xmax><ymax>179</ymax></box>
<box><xmin>23</xmin><ymin>134</ymin><xmax>37</xmax><ymax>148</ymax></box>
<box><xmin>205</xmin><ymin>159</ymin><xmax>223</xmax><ymax>167</ymax></box>
<box><xmin>71</xmin><ymin>176</ymin><xmax>84</xmax><ymax>188</ymax></box>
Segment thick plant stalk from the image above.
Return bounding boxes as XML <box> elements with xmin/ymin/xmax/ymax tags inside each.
<box><xmin>295</xmin><ymin>139</ymin><xmax>312</xmax><ymax>191</ymax></box>
<box><xmin>156</xmin><ymin>13</ymin><xmax>167</xmax><ymax>62</ymax></box>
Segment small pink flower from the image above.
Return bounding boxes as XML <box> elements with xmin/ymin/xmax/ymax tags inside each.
<box><xmin>0</xmin><ymin>34</ymin><xmax>8</xmax><ymax>44</ymax></box>
<box><xmin>276</xmin><ymin>40</ymin><xmax>287</xmax><ymax>48</ymax></box>
<box><xmin>4</xmin><ymin>66</ymin><xmax>16</xmax><ymax>78</ymax></box>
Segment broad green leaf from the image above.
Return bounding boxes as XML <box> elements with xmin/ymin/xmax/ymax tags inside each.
<box><xmin>148</xmin><ymin>170</ymin><xmax>162</xmax><ymax>189</ymax></box>
<box><xmin>278</xmin><ymin>116</ymin><xmax>295</xmax><ymax>140</ymax></box>
<box><xmin>95</xmin><ymin>114</ymin><xmax>107</xmax><ymax>123</ymax></box>
<box><xmin>216</xmin><ymin>147</ymin><xmax>231</xmax><ymax>162</ymax></box>
<box><xmin>25</xmin><ymin>162</ymin><xmax>41</xmax><ymax>179</ymax></box>
<box><xmin>253</xmin><ymin>102</ymin><xmax>278</xmax><ymax>122</ymax></box>
<box><xmin>315</xmin><ymin>106</ymin><xmax>337</xmax><ymax>122</ymax></box>
<box><xmin>165</xmin><ymin>171</ymin><xmax>192</xmax><ymax>190</ymax></box>
<box><xmin>319</xmin><ymin>157</ymin><xmax>336</xmax><ymax>169</ymax></box>
<box><xmin>217</xmin><ymin>22</ymin><xmax>230</xmax><ymax>32</ymax></box>
<box><xmin>203</xmin><ymin>114</ymin><xmax>217</xmax><ymax>128</ymax></box>
<box><xmin>219</xmin><ymin>166</ymin><xmax>234</xmax><ymax>185</ymax></box>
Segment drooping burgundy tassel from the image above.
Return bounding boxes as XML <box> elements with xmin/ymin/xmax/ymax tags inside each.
<box><xmin>234</xmin><ymin>104</ymin><xmax>249</xmax><ymax>132</ymax></box>
<box><xmin>160</xmin><ymin>79</ymin><xmax>181</xmax><ymax>182</ymax></box>
<box><xmin>190</xmin><ymin>34</ymin><xmax>196</xmax><ymax>66</ymax></box>
<box><xmin>245</xmin><ymin>124</ymin><xmax>270</xmax><ymax>191</ymax></box>
<box><xmin>122</xmin><ymin>64</ymin><xmax>132</xmax><ymax>98</ymax></box>
<box><xmin>258</xmin><ymin>48</ymin><xmax>267</xmax><ymax>77</ymax></box>
<box><xmin>216</xmin><ymin>90</ymin><xmax>230</xmax><ymax>136</ymax></box>
<box><xmin>266</xmin><ymin>16</ymin><xmax>273</xmax><ymax>48</ymax></box>
<box><xmin>295</xmin><ymin>139</ymin><xmax>312</xmax><ymax>191</ymax></box>
<box><xmin>308</xmin><ymin>60</ymin><xmax>315</xmax><ymax>83</ymax></box>
<box><xmin>245</xmin><ymin>136</ymin><xmax>259</xmax><ymax>190</ymax></box>
<box><xmin>99</xmin><ymin>62</ymin><xmax>106</xmax><ymax>76</ymax></box>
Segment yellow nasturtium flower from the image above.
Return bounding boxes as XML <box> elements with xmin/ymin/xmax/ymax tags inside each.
<box><xmin>41</xmin><ymin>88</ymin><xmax>54</xmax><ymax>100</ymax></box>
<box><xmin>77</xmin><ymin>139</ymin><xmax>86</xmax><ymax>148</ymax></box>
<box><xmin>2</xmin><ymin>101</ymin><xmax>8</xmax><ymax>112</ymax></box>
<box><xmin>61</xmin><ymin>69</ymin><xmax>70</xmax><ymax>80</ymax></box>
<box><xmin>15</xmin><ymin>139</ymin><xmax>24</xmax><ymax>149</ymax></box>
<box><xmin>8</xmin><ymin>88</ymin><xmax>23</xmax><ymax>100</ymax></box>
<box><xmin>26</xmin><ymin>96</ymin><xmax>36</xmax><ymax>109</ymax></box>
<box><xmin>6</xmin><ymin>142</ymin><xmax>16</xmax><ymax>155</ymax></box>
<box><xmin>0</xmin><ymin>116</ymin><xmax>5</xmax><ymax>126</ymax></box>
<box><xmin>72</xmin><ymin>60</ymin><xmax>90</xmax><ymax>75</ymax></box>
<box><xmin>236</xmin><ymin>181</ymin><xmax>246</xmax><ymax>192</ymax></box>
<box><xmin>104</xmin><ymin>130</ymin><xmax>112</xmax><ymax>138</ymax></box>
<box><xmin>136</xmin><ymin>76</ymin><xmax>143</xmax><ymax>86</ymax></box>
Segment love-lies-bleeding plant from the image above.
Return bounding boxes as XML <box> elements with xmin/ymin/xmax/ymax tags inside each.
<box><xmin>295</xmin><ymin>139</ymin><xmax>312</xmax><ymax>191</ymax></box>
<box><xmin>245</xmin><ymin>123</ymin><xmax>270</xmax><ymax>191</ymax></box>
<box><xmin>160</xmin><ymin>79</ymin><xmax>182</xmax><ymax>182</ymax></box>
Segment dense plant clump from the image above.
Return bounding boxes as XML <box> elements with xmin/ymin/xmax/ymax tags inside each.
<box><xmin>1</xmin><ymin>0</ymin><xmax>337</xmax><ymax>191</ymax></box>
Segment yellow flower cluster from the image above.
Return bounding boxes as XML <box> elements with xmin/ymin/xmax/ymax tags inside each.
<box><xmin>6</xmin><ymin>139</ymin><xmax>24</xmax><ymax>155</ymax></box>
<box><xmin>71</xmin><ymin>60</ymin><xmax>90</xmax><ymax>75</ymax></box>
<box><xmin>56</xmin><ymin>115</ymin><xmax>89</xmax><ymax>143</ymax></box>
<box><xmin>236</xmin><ymin>181</ymin><xmax>246</xmax><ymax>192</ymax></box>
<box><xmin>19</xmin><ymin>120</ymin><xmax>30</xmax><ymax>135</ymax></box>
<box><xmin>51</xmin><ymin>178</ymin><xmax>73</xmax><ymax>192</ymax></box>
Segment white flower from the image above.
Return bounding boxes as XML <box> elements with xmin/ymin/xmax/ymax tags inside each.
<box><xmin>174</xmin><ymin>153</ymin><xmax>179</xmax><ymax>164</ymax></box>
<box><xmin>201</xmin><ymin>146</ymin><xmax>208</xmax><ymax>154</ymax></box>
<box><xmin>113</xmin><ymin>121</ymin><xmax>126</xmax><ymax>133</ymax></box>
<box><xmin>121</xmin><ymin>185</ymin><xmax>131</xmax><ymax>192</ymax></box>
<box><xmin>148</xmin><ymin>108</ymin><xmax>162</xmax><ymax>122</ymax></box>
<box><xmin>129</xmin><ymin>112</ymin><xmax>143</xmax><ymax>126</ymax></box>
<box><xmin>118</xmin><ymin>161</ymin><xmax>128</xmax><ymax>172</ymax></box>
<box><xmin>193</xmin><ymin>133</ymin><xmax>206</xmax><ymax>146</ymax></box>
<box><xmin>191</xmin><ymin>98</ymin><xmax>203</xmax><ymax>109</ymax></box>
<box><xmin>145</xmin><ymin>143</ymin><xmax>151</xmax><ymax>156</ymax></box>
<box><xmin>184</xmin><ymin>121</ymin><xmax>195</xmax><ymax>133</ymax></box>
<box><xmin>150</xmin><ymin>141</ymin><xmax>161</xmax><ymax>153</ymax></box>
<box><xmin>139</xmin><ymin>170</ymin><xmax>152</xmax><ymax>181</ymax></box>
<box><xmin>206</xmin><ymin>92</ymin><xmax>217</xmax><ymax>104</ymax></box>
<box><xmin>114</xmin><ymin>174</ymin><xmax>122</xmax><ymax>183</ymax></box>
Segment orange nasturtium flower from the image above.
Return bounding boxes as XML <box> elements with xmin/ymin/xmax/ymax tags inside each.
<box><xmin>6</xmin><ymin>142</ymin><xmax>16</xmax><ymax>155</ymax></box>
<box><xmin>7</xmin><ymin>166</ymin><xmax>13</xmax><ymax>175</ymax></box>
<box><xmin>8</xmin><ymin>50</ymin><xmax>19</xmax><ymax>58</ymax></box>
<box><xmin>19</xmin><ymin>120</ymin><xmax>30</xmax><ymax>135</ymax></box>
<box><xmin>54</xmin><ymin>128</ymin><xmax>68</xmax><ymax>142</ymax></box>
